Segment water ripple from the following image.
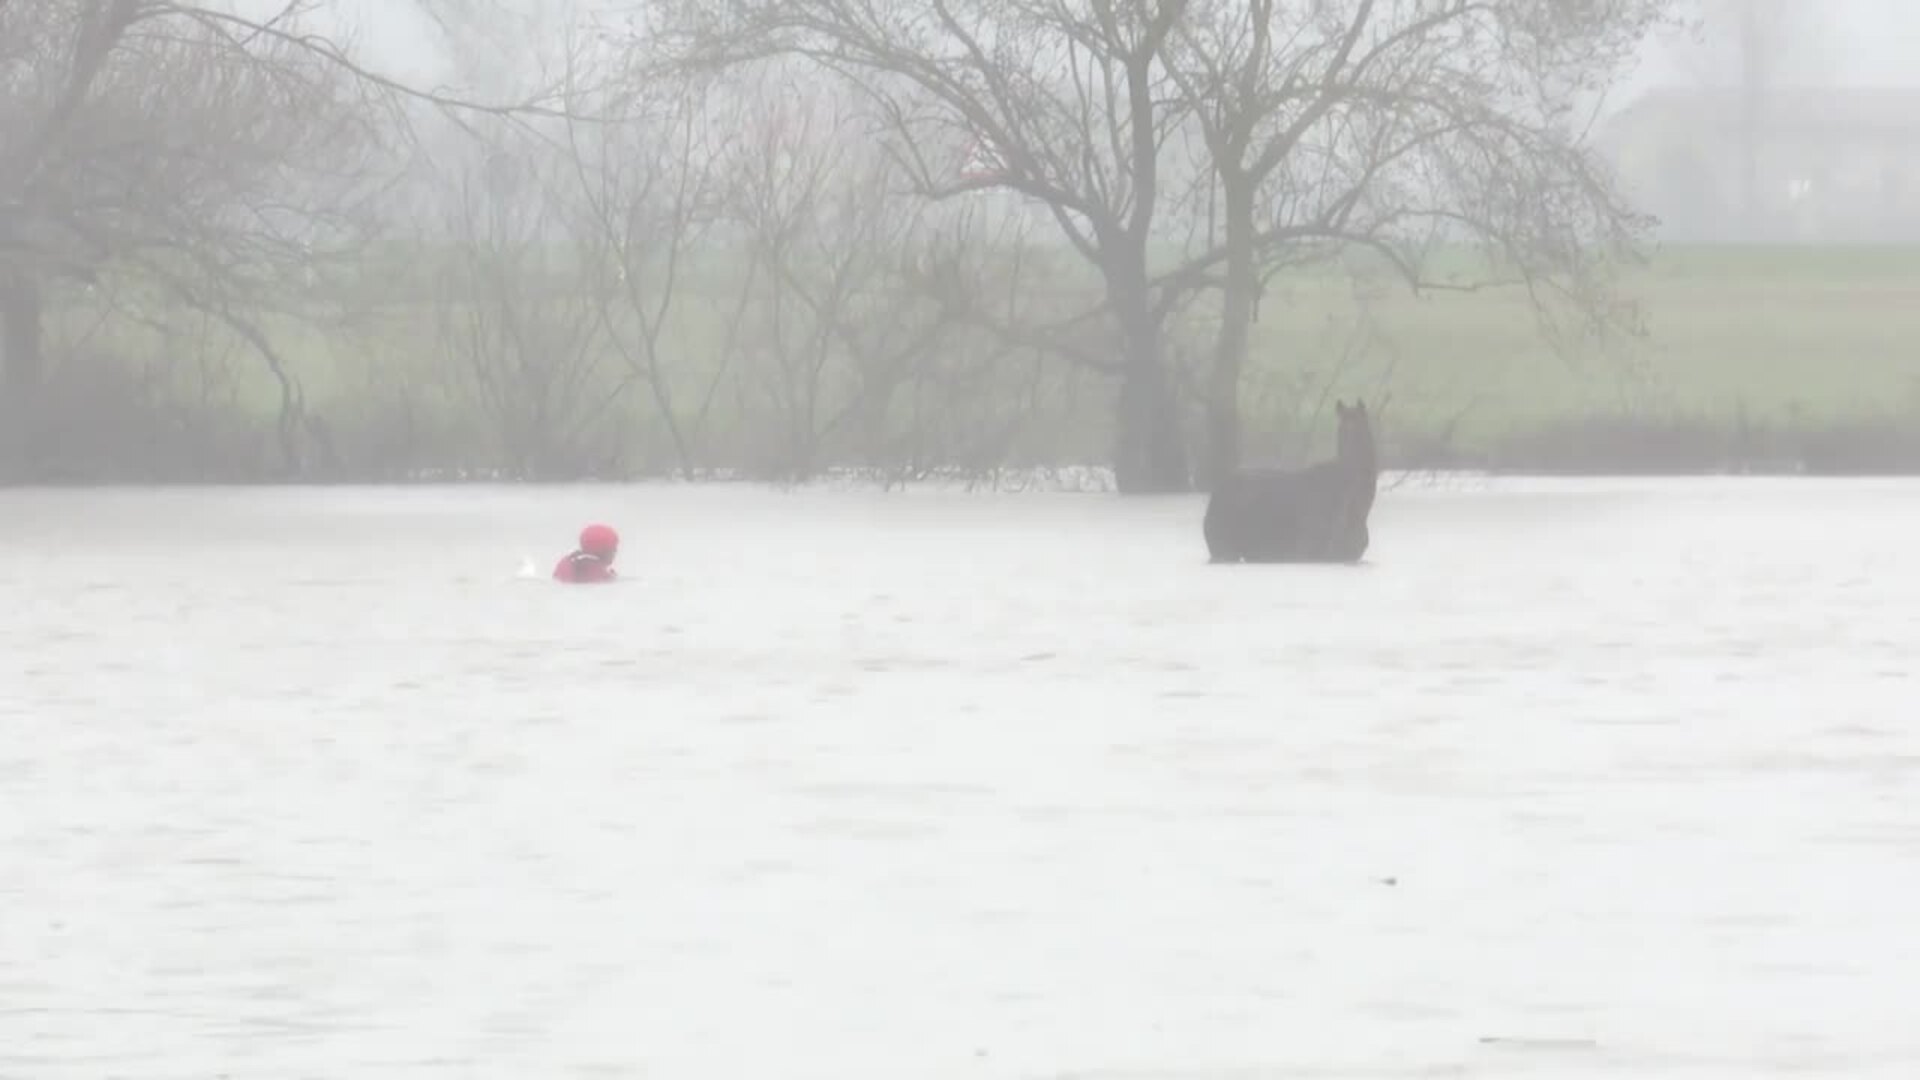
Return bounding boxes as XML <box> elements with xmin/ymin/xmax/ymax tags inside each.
<box><xmin>2</xmin><ymin>479</ymin><xmax>1917</xmax><ymax>1078</ymax></box>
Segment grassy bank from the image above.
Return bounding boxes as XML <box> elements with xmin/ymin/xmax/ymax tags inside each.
<box><xmin>11</xmin><ymin>243</ymin><xmax>1920</xmax><ymax>483</ymax></box>
<box><xmin>1236</xmin><ymin>244</ymin><xmax>1920</xmax><ymax>454</ymax></box>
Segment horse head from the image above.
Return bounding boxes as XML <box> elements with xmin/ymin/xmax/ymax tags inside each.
<box><xmin>1334</xmin><ymin>399</ymin><xmax>1377</xmax><ymax>475</ymax></box>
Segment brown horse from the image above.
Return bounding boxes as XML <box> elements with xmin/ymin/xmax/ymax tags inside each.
<box><xmin>1202</xmin><ymin>399</ymin><xmax>1378</xmax><ymax>563</ymax></box>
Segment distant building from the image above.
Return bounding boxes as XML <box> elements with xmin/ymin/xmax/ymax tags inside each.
<box><xmin>1597</xmin><ymin>85</ymin><xmax>1920</xmax><ymax>243</ymax></box>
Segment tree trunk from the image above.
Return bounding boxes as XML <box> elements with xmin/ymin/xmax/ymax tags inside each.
<box><xmin>1204</xmin><ymin>178</ymin><xmax>1257</xmax><ymax>492</ymax></box>
<box><xmin>1110</xmin><ymin>304</ymin><xmax>1189</xmax><ymax>494</ymax></box>
<box><xmin>1096</xmin><ymin>235</ymin><xmax>1188</xmax><ymax>494</ymax></box>
<box><xmin>1</xmin><ymin>272</ymin><xmax>45</xmax><ymax>401</ymax></box>
<box><xmin>1</xmin><ymin>273</ymin><xmax>46</xmax><ymax>474</ymax></box>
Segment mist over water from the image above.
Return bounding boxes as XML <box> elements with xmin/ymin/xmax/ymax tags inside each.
<box><xmin>4</xmin><ymin>479</ymin><xmax>1917</xmax><ymax>1078</ymax></box>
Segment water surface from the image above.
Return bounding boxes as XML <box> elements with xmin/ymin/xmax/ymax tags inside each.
<box><xmin>3</xmin><ymin>478</ymin><xmax>1917</xmax><ymax>1079</ymax></box>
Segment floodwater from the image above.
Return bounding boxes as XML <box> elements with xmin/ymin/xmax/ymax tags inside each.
<box><xmin>3</xmin><ymin>476</ymin><xmax>1918</xmax><ymax>1079</ymax></box>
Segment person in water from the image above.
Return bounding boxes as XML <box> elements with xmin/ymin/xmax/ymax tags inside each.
<box><xmin>554</xmin><ymin>523</ymin><xmax>620</xmax><ymax>583</ymax></box>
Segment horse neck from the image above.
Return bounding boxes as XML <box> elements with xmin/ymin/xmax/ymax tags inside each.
<box><xmin>1340</xmin><ymin>437</ymin><xmax>1378</xmax><ymax>495</ymax></box>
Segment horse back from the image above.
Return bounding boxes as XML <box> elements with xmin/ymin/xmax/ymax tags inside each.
<box><xmin>1206</xmin><ymin>463</ymin><xmax>1343</xmax><ymax>561</ymax></box>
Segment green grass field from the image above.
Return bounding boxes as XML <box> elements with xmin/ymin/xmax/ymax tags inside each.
<box><xmin>30</xmin><ymin>243</ymin><xmax>1920</xmax><ymax>478</ymax></box>
<box><xmin>1231</xmin><ymin>244</ymin><xmax>1920</xmax><ymax>445</ymax></box>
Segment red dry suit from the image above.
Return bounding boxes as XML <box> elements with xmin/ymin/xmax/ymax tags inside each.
<box><xmin>554</xmin><ymin>523</ymin><xmax>620</xmax><ymax>583</ymax></box>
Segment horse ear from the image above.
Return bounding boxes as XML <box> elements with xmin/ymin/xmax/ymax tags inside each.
<box><xmin>1334</xmin><ymin>399</ymin><xmax>1348</xmax><ymax>415</ymax></box>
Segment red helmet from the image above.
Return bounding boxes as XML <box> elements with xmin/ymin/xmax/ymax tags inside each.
<box><xmin>579</xmin><ymin>523</ymin><xmax>619</xmax><ymax>556</ymax></box>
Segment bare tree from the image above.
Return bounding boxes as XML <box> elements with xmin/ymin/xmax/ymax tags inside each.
<box><xmin>560</xmin><ymin>48</ymin><xmax>731</xmax><ymax>480</ymax></box>
<box><xmin>647</xmin><ymin>0</ymin><xmax>1202</xmax><ymax>493</ymax></box>
<box><xmin>893</xmin><ymin>204</ymin><xmax>1115</xmax><ymax>483</ymax></box>
<box><xmin>1163</xmin><ymin>0</ymin><xmax>1669</xmax><ymax>486</ymax></box>
<box><xmin>847</xmin><ymin>208</ymin><xmax>1046</xmax><ymax>481</ymax></box>
<box><xmin>641</xmin><ymin>0</ymin><xmax>1667</xmax><ymax>494</ymax></box>
<box><xmin>430</xmin><ymin>129</ymin><xmax>623</xmax><ymax>478</ymax></box>
<box><xmin>705</xmin><ymin>70</ymin><xmax>976</xmax><ymax>480</ymax></box>
<box><xmin>0</xmin><ymin>0</ymin><xmax>590</xmax><ymax>478</ymax></box>
<box><xmin>0</xmin><ymin>2</ymin><xmax>392</xmax><ymax>466</ymax></box>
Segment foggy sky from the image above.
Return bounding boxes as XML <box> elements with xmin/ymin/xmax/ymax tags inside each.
<box><xmin>300</xmin><ymin>0</ymin><xmax>1920</xmax><ymax>115</ymax></box>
